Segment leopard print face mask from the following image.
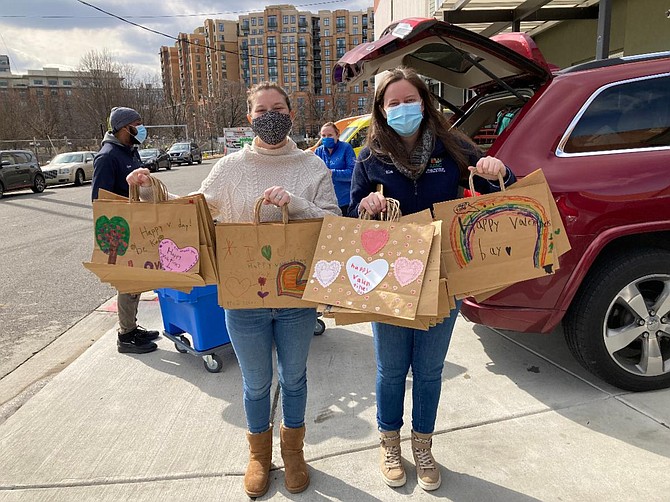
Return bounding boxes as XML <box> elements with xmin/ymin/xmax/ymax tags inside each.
<box><xmin>251</xmin><ymin>111</ymin><xmax>293</xmax><ymax>145</ymax></box>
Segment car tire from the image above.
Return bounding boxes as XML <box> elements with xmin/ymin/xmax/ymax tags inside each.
<box><xmin>564</xmin><ymin>248</ymin><xmax>670</xmax><ymax>391</ymax></box>
<box><xmin>32</xmin><ymin>174</ymin><xmax>46</xmax><ymax>193</ymax></box>
<box><xmin>188</xmin><ymin>155</ymin><xmax>193</xmax><ymax>166</ymax></box>
<box><xmin>74</xmin><ymin>169</ymin><xmax>85</xmax><ymax>186</ymax></box>
<box><xmin>166</xmin><ymin>162</ymin><xmax>172</xmax><ymax>170</ymax></box>
<box><xmin>0</xmin><ymin>182</ymin><xmax>4</xmax><ymax>199</ymax></box>
<box><xmin>197</xmin><ymin>157</ymin><xmax>202</xmax><ymax>164</ymax></box>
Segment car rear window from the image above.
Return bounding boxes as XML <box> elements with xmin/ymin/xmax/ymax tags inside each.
<box><xmin>564</xmin><ymin>74</ymin><xmax>670</xmax><ymax>153</ymax></box>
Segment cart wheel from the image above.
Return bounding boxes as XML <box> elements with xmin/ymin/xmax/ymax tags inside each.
<box><xmin>175</xmin><ymin>335</ymin><xmax>190</xmax><ymax>354</ymax></box>
<box><xmin>203</xmin><ymin>354</ymin><xmax>223</xmax><ymax>373</ymax></box>
<box><xmin>314</xmin><ymin>318</ymin><xmax>326</xmax><ymax>336</ymax></box>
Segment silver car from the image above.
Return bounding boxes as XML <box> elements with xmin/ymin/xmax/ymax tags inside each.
<box><xmin>42</xmin><ymin>151</ymin><xmax>96</xmax><ymax>186</ymax></box>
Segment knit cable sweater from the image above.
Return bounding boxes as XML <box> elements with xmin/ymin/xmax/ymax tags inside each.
<box><xmin>142</xmin><ymin>137</ymin><xmax>340</xmax><ymax>223</ymax></box>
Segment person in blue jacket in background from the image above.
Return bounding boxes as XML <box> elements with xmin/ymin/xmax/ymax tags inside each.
<box><xmin>314</xmin><ymin>121</ymin><xmax>356</xmax><ymax>215</ymax></box>
<box><xmin>348</xmin><ymin>67</ymin><xmax>516</xmax><ymax>492</ymax></box>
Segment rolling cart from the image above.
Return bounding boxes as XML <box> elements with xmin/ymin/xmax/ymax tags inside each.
<box><xmin>156</xmin><ymin>285</ymin><xmax>230</xmax><ymax>373</ymax></box>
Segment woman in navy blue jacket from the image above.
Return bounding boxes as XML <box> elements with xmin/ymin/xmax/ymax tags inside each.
<box><xmin>314</xmin><ymin>121</ymin><xmax>356</xmax><ymax>214</ymax></box>
<box><xmin>349</xmin><ymin>67</ymin><xmax>515</xmax><ymax>492</ymax></box>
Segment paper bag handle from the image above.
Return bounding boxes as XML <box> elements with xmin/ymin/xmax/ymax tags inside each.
<box><xmin>359</xmin><ymin>184</ymin><xmax>402</xmax><ymax>221</ymax></box>
<box><xmin>253</xmin><ymin>196</ymin><xmax>289</xmax><ymax>225</ymax></box>
<box><xmin>129</xmin><ymin>176</ymin><xmax>169</xmax><ymax>203</ymax></box>
<box><xmin>468</xmin><ymin>170</ymin><xmax>506</xmax><ymax>196</ymax></box>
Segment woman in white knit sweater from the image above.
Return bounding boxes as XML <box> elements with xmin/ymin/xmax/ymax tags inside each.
<box><xmin>127</xmin><ymin>82</ymin><xmax>339</xmax><ymax>498</ymax></box>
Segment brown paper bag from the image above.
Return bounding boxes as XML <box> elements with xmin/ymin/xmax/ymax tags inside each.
<box><xmin>216</xmin><ymin>196</ymin><xmax>323</xmax><ymax>309</ymax></box>
<box><xmin>302</xmin><ymin>211</ymin><xmax>435</xmax><ymax>320</ymax></box>
<box><xmin>84</xmin><ymin>179</ymin><xmax>207</xmax><ymax>292</ymax></box>
<box><xmin>434</xmin><ymin>169</ymin><xmax>568</xmax><ymax>297</ymax></box>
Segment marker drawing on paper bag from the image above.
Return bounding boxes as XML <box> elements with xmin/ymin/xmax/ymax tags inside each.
<box><xmin>450</xmin><ymin>195</ymin><xmax>553</xmax><ymax>273</ymax></box>
<box><xmin>95</xmin><ymin>215</ymin><xmax>130</xmax><ymax>265</ymax></box>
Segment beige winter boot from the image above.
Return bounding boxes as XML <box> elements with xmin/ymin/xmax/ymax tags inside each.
<box><xmin>280</xmin><ymin>424</ymin><xmax>310</xmax><ymax>493</ymax></box>
<box><xmin>411</xmin><ymin>430</ymin><xmax>441</xmax><ymax>491</ymax></box>
<box><xmin>244</xmin><ymin>427</ymin><xmax>273</xmax><ymax>497</ymax></box>
<box><xmin>379</xmin><ymin>430</ymin><xmax>406</xmax><ymax>487</ymax></box>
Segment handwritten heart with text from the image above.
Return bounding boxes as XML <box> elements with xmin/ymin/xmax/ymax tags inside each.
<box><xmin>346</xmin><ymin>255</ymin><xmax>389</xmax><ymax>295</ymax></box>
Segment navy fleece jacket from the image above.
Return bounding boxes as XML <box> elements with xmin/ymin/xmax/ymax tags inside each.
<box><xmin>91</xmin><ymin>132</ymin><xmax>142</xmax><ymax>200</ymax></box>
<box><xmin>348</xmin><ymin>137</ymin><xmax>515</xmax><ymax>217</ymax></box>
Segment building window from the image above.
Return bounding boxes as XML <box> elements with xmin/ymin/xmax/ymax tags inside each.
<box><xmin>63</xmin><ymin>80</ymin><xmax>72</xmax><ymax>86</ymax></box>
<box><xmin>325</xmin><ymin>48</ymin><xmax>330</xmax><ymax>57</ymax></box>
<box><xmin>353</xmin><ymin>16</ymin><xmax>358</xmax><ymax>24</ymax></box>
<box><xmin>324</xmin><ymin>17</ymin><xmax>329</xmax><ymax>26</ymax></box>
<box><xmin>354</xmin><ymin>85</ymin><xmax>360</xmax><ymax>93</ymax></box>
<box><xmin>291</xmin><ymin>15</ymin><xmax>296</xmax><ymax>23</ymax></box>
<box><xmin>284</xmin><ymin>75</ymin><xmax>289</xmax><ymax>83</ymax></box>
<box><xmin>353</xmin><ymin>28</ymin><xmax>358</xmax><ymax>35</ymax></box>
<box><xmin>33</xmin><ymin>79</ymin><xmax>43</xmax><ymax>85</ymax></box>
<box><xmin>283</xmin><ymin>15</ymin><xmax>289</xmax><ymax>24</ymax></box>
<box><xmin>326</xmin><ymin>76</ymin><xmax>330</xmax><ymax>84</ymax></box>
<box><xmin>251</xmin><ymin>18</ymin><xmax>257</xmax><ymax>26</ymax></box>
<box><xmin>47</xmin><ymin>79</ymin><xmax>57</xmax><ymax>86</ymax></box>
<box><xmin>219</xmin><ymin>23</ymin><xmax>224</xmax><ymax>31</ymax></box>
<box><xmin>258</xmin><ymin>47</ymin><xmax>264</xmax><ymax>56</ymax></box>
<box><xmin>324</xmin><ymin>29</ymin><xmax>329</xmax><ymax>36</ymax></box>
<box><xmin>353</xmin><ymin>38</ymin><xmax>359</xmax><ymax>45</ymax></box>
<box><xmin>326</xmin><ymin>87</ymin><xmax>331</xmax><ymax>95</ymax></box>
<box><xmin>258</xmin><ymin>18</ymin><xmax>264</xmax><ymax>26</ymax></box>
<box><xmin>325</xmin><ymin>67</ymin><xmax>330</xmax><ymax>75</ymax></box>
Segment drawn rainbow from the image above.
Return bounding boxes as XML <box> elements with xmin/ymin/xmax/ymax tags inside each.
<box><xmin>450</xmin><ymin>195</ymin><xmax>551</xmax><ymax>268</ymax></box>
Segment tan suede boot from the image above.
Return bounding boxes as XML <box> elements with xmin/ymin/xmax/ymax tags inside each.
<box><xmin>244</xmin><ymin>427</ymin><xmax>273</xmax><ymax>497</ymax></box>
<box><xmin>280</xmin><ymin>424</ymin><xmax>310</xmax><ymax>493</ymax></box>
<box><xmin>379</xmin><ymin>430</ymin><xmax>406</xmax><ymax>487</ymax></box>
<box><xmin>411</xmin><ymin>430</ymin><xmax>441</xmax><ymax>491</ymax></box>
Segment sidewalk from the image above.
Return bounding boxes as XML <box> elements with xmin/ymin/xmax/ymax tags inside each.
<box><xmin>0</xmin><ymin>293</ymin><xmax>669</xmax><ymax>501</ymax></box>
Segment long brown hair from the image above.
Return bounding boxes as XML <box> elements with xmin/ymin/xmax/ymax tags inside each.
<box><xmin>367</xmin><ymin>67</ymin><xmax>476</xmax><ymax>179</ymax></box>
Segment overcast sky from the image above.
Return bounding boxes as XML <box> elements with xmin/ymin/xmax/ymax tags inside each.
<box><xmin>0</xmin><ymin>0</ymin><xmax>374</xmax><ymax>79</ymax></box>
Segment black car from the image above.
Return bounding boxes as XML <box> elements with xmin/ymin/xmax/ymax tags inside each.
<box><xmin>0</xmin><ymin>150</ymin><xmax>46</xmax><ymax>198</ymax></box>
<box><xmin>138</xmin><ymin>148</ymin><xmax>171</xmax><ymax>172</ymax></box>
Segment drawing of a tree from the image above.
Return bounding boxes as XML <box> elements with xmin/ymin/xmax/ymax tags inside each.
<box><xmin>95</xmin><ymin>215</ymin><xmax>130</xmax><ymax>264</ymax></box>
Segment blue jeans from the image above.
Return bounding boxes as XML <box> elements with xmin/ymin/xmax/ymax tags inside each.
<box><xmin>225</xmin><ymin>308</ymin><xmax>317</xmax><ymax>434</ymax></box>
<box><xmin>372</xmin><ymin>302</ymin><xmax>462</xmax><ymax>434</ymax></box>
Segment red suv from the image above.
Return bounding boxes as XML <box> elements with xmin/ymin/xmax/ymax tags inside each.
<box><xmin>335</xmin><ymin>18</ymin><xmax>670</xmax><ymax>391</ymax></box>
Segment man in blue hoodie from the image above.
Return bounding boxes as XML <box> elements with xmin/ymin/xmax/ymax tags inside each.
<box><xmin>92</xmin><ymin>107</ymin><xmax>159</xmax><ymax>354</ymax></box>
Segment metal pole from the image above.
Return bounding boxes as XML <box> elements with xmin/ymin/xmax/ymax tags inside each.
<box><xmin>595</xmin><ymin>0</ymin><xmax>612</xmax><ymax>60</ymax></box>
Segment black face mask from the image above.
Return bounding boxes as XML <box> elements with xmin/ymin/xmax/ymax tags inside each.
<box><xmin>251</xmin><ymin>111</ymin><xmax>293</xmax><ymax>145</ymax></box>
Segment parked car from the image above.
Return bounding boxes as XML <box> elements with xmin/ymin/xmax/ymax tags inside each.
<box><xmin>335</xmin><ymin>18</ymin><xmax>670</xmax><ymax>391</ymax></box>
<box><xmin>42</xmin><ymin>151</ymin><xmax>96</xmax><ymax>186</ymax></box>
<box><xmin>167</xmin><ymin>142</ymin><xmax>202</xmax><ymax>165</ymax></box>
<box><xmin>139</xmin><ymin>148</ymin><xmax>171</xmax><ymax>172</ymax></box>
<box><xmin>0</xmin><ymin>150</ymin><xmax>46</xmax><ymax>198</ymax></box>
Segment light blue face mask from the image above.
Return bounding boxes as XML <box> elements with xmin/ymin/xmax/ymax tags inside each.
<box><xmin>385</xmin><ymin>102</ymin><xmax>423</xmax><ymax>137</ymax></box>
<box><xmin>132</xmin><ymin>124</ymin><xmax>148</xmax><ymax>144</ymax></box>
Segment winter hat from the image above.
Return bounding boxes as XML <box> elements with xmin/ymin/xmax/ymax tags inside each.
<box><xmin>109</xmin><ymin>106</ymin><xmax>141</xmax><ymax>133</ymax></box>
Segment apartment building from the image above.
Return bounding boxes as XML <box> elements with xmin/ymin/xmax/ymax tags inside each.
<box><xmin>0</xmin><ymin>63</ymin><xmax>121</xmax><ymax>99</ymax></box>
<box><xmin>160</xmin><ymin>4</ymin><xmax>375</xmax><ymax>137</ymax></box>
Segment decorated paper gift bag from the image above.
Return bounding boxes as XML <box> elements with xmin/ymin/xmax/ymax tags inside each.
<box><xmin>433</xmin><ymin>169</ymin><xmax>569</xmax><ymax>297</ymax></box>
<box><xmin>83</xmin><ymin>179</ymin><xmax>206</xmax><ymax>292</ymax></box>
<box><xmin>216</xmin><ymin>196</ymin><xmax>323</xmax><ymax>309</ymax></box>
<box><xmin>302</xmin><ymin>209</ymin><xmax>435</xmax><ymax>321</ymax></box>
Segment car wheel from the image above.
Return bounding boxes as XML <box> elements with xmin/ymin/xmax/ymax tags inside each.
<box><xmin>32</xmin><ymin>174</ymin><xmax>46</xmax><ymax>193</ymax></box>
<box><xmin>0</xmin><ymin>182</ymin><xmax>4</xmax><ymax>199</ymax></box>
<box><xmin>188</xmin><ymin>155</ymin><xmax>193</xmax><ymax>165</ymax></box>
<box><xmin>166</xmin><ymin>162</ymin><xmax>172</xmax><ymax>170</ymax></box>
<box><xmin>74</xmin><ymin>169</ymin><xmax>85</xmax><ymax>186</ymax></box>
<box><xmin>564</xmin><ymin>248</ymin><xmax>670</xmax><ymax>391</ymax></box>
<box><xmin>197</xmin><ymin>157</ymin><xmax>202</xmax><ymax>165</ymax></box>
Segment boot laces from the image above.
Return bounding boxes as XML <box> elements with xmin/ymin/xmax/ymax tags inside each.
<box><xmin>384</xmin><ymin>444</ymin><xmax>402</xmax><ymax>468</ymax></box>
<box><xmin>414</xmin><ymin>447</ymin><xmax>436</xmax><ymax>470</ymax></box>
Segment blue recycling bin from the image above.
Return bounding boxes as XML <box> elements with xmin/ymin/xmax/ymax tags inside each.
<box><xmin>156</xmin><ymin>285</ymin><xmax>230</xmax><ymax>352</ymax></box>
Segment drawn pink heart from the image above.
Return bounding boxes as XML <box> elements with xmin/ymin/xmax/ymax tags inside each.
<box><xmin>393</xmin><ymin>257</ymin><xmax>423</xmax><ymax>287</ymax></box>
<box><xmin>257</xmin><ymin>291</ymin><xmax>269</xmax><ymax>298</ymax></box>
<box><xmin>314</xmin><ymin>260</ymin><xmax>341</xmax><ymax>287</ymax></box>
<box><xmin>346</xmin><ymin>256</ymin><xmax>389</xmax><ymax>295</ymax></box>
<box><xmin>361</xmin><ymin>229</ymin><xmax>389</xmax><ymax>255</ymax></box>
<box><xmin>159</xmin><ymin>239</ymin><xmax>199</xmax><ymax>272</ymax></box>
